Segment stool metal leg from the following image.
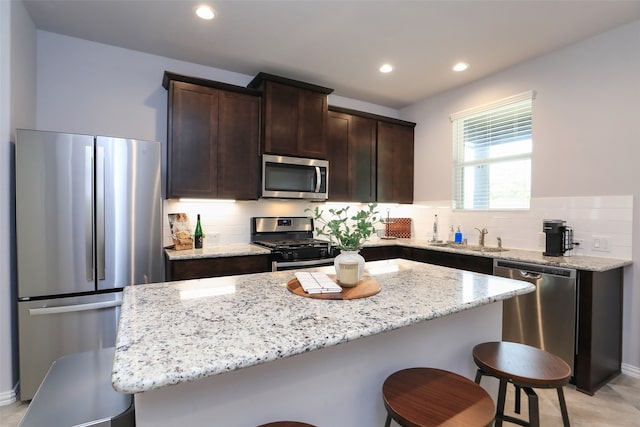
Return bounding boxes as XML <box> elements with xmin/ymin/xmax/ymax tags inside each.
<box><xmin>495</xmin><ymin>378</ymin><xmax>508</xmax><ymax>427</ymax></box>
<box><xmin>524</xmin><ymin>387</ymin><xmax>539</xmax><ymax>427</ymax></box>
<box><xmin>475</xmin><ymin>368</ymin><xmax>483</xmax><ymax>384</ymax></box>
<box><xmin>556</xmin><ymin>387</ymin><xmax>571</xmax><ymax>427</ymax></box>
<box><xmin>384</xmin><ymin>413</ymin><xmax>392</xmax><ymax>427</ymax></box>
<box><xmin>514</xmin><ymin>385</ymin><xmax>522</xmax><ymax>414</ymax></box>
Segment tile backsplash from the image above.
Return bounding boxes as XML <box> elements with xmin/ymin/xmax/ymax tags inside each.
<box><xmin>163</xmin><ymin>195</ymin><xmax>632</xmax><ymax>260</ymax></box>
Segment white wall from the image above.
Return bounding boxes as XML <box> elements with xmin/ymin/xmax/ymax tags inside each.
<box><xmin>1</xmin><ymin>0</ymin><xmax>37</xmax><ymax>404</ymax></box>
<box><xmin>401</xmin><ymin>20</ymin><xmax>640</xmax><ymax>373</ymax></box>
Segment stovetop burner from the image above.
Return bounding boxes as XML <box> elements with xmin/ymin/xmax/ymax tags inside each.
<box><xmin>252</xmin><ymin>238</ymin><xmax>331</xmax><ymax>250</ymax></box>
<box><xmin>250</xmin><ymin>216</ymin><xmax>338</xmax><ymax>264</ymax></box>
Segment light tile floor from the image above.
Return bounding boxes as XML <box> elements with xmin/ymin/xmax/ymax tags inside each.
<box><xmin>1</xmin><ymin>374</ymin><xmax>639</xmax><ymax>426</ymax></box>
<box><xmin>501</xmin><ymin>374</ymin><xmax>640</xmax><ymax>426</ymax></box>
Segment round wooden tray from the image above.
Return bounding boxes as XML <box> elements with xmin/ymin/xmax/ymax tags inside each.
<box><xmin>286</xmin><ymin>275</ymin><xmax>381</xmax><ymax>300</ymax></box>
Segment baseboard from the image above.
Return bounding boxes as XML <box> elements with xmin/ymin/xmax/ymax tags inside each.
<box><xmin>621</xmin><ymin>363</ymin><xmax>640</xmax><ymax>379</ymax></box>
<box><xmin>0</xmin><ymin>382</ymin><xmax>19</xmax><ymax>406</ymax></box>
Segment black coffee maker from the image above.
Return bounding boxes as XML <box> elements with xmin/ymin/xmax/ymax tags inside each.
<box><xmin>543</xmin><ymin>219</ymin><xmax>573</xmax><ymax>256</ymax></box>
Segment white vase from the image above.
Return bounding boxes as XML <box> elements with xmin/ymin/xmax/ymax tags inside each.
<box><xmin>334</xmin><ymin>250</ymin><xmax>365</xmax><ymax>287</ymax></box>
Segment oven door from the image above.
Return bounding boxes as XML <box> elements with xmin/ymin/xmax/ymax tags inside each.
<box><xmin>272</xmin><ymin>258</ymin><xmax>335</xmax><ymax>272</ymax></box>
<box><xmin>262</xmin><ymin>154</ymin><xmax>328</xmax><ymax>200</ymax></box>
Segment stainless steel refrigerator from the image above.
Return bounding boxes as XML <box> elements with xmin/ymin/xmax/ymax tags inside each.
<box><xmin>15</xmin><ymin>129</ymin><xmax>163</xmax><ymax>401</ymax></box>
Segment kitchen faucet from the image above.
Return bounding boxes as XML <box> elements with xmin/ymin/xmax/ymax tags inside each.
<box><xmin>475</xmin><ymin>227</ymin><xmax>488</xmax><ymax>247</ymax></box>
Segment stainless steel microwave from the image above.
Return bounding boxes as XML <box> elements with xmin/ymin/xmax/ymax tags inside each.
<box><xmin>262</xmin><ymin>154</ymin><xmax>328</xmax><ymax>200</ymax></box>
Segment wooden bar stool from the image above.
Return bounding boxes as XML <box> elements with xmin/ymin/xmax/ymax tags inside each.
<box><xmin>257</xmin><ymin>422</ymin><xmax>315</xmax><ymax>427</ymax></box>
<box><xmin>472</xmin><ymin>341</ymin><xmax>571</xmax><ymax>427</ymax></box>
<box><xmin>382</xmin><ymin>367</ymin><xmax>495</xmax><ymax>427</ymax></box>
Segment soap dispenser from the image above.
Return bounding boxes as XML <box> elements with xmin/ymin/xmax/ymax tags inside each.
<box><xmin>448</xmin><ymin>226</ymin><xmax>454</xmax><ymax>242</ymax></box>
<box><xmin>454</xmin><ymin>227</ymin><xmax>463</xmax><ymax>243</ymax></box>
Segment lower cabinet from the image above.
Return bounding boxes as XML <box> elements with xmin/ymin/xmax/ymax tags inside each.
<box><xmin>360</xmin><ymin>246</ymin><xmax>401</xmax><ymax>262</ymax></box>
<box><xmin>166</xmin><ymin>255</ymin><xmax>271</xmax><ymax>281</ymax></box>
<box><xmin>575</xmin><ymin>268</ymin><xmax>623</xmax><ymax>395</ymax></box>
<box><xmin>405</xmin><ymin>247</ymin><xmax>494</xmax><ymax>274</ymax></box>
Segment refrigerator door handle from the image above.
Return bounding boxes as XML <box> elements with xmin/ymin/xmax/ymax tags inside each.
<box><xmin>96</xmin><ymin>146</ymin><xmax>106</xmax><ymax>280</ymax></box>
<box><xmin>85</xmin><ymin>146</ymin><xmax>94</xmax><ymax>282</ymax></box>
<box><xmin>28</xmin><ymin>300</ymin><xmax>122</xmax><ymax>316</ymax></box>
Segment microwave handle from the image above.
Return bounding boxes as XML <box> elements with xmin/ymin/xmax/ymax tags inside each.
<box><xmin>315</xmin><ymin>166</ymin><xmax>321</xmax><ymax>193</ymax></box>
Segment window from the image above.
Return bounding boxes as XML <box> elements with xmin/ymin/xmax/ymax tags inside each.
<box><xmin>451</xmin><ymin>91</ymin><xmax>534</xmax><ymax>210</ymax></box>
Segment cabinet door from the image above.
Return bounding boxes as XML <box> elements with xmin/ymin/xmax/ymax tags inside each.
<box><xmin>327</xmin><ymin>111</ymin><xmax>376</xmax><ymax>202</ymax></box>
<box><xmin>350</xmin><ymin>115</ymin><xmax>377</xmax><ymax>202</ymax></box>
<box><xmin>297</xmin><ymin>89</ymin><xmax>328</xmax><ymax>159</ymax></box>
<box><xmin>263</xmin><ymin>81</ymin><xmax>328</xmax><ymax>158</ymax></box>
<box><xmin>377</xmin><ymin>122</ymin><xmax>414</xmax><ymax>203</ymax></box>
<box><xmin>218</xmin><ymin>91</ymin><xmax>260</xmax><ymax>199</ymax></box>
<box><xmin>263</xmin><ymin>81</ymin><xmax>299</xmax><ymax>156</ymax></box>
<box><xmin>327</xmin><ymin>112</ymin><xmax>350</xmax><ymax>200</ymax></box>
<box><xmin>167</xmin><ymin>81</ymin><xmax>218</xmax><ymax>198</ymax></box>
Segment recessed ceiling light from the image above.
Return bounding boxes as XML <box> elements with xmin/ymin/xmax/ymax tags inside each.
<box><xmin>196</xmin><ymin>5</ymin><xmax>215</xmax><ymax>20</ymax></box>
<box><xmin>453</xmin><ymin>62</ymin><xmax>469</xmax><ymax>72</ymax></box>
<box><xmin>379</xmin><ymin>64</ymin><xmax>393</xmax><ymax>73</ymax></box>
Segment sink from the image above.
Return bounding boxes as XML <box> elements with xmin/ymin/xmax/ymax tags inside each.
<box><xmin>428</xmin><ymin>242</ymin><xmax>507</xmax><ymax>252</ymax></box>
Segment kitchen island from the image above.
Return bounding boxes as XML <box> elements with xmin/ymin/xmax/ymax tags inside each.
<box><xmin>112</xmin><ymin>259</ymin><xmax>534</xmax><ymax>426</ymax></box>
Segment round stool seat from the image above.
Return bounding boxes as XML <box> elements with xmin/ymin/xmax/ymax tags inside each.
<box><xmin>257</xmin><ymin>422</ymin><xmax>315</xmax><ymax>427</ymax></box>
<box><xmin>382</xmin><ymin>368</ymin><xmax>495</xmax><ymax>427</ymax></box>
<box><xmin>473</xmin><ymin>341</ymin><xmax>571</xmax><ymax>387</ymax></box>
<box><xmin>473</xmin><ymin>341</ymin><xmax>572</xmax><ymax>427</ymax></box>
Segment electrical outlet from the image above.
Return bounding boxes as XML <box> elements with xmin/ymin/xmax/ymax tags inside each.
<box><xmin>207</xmin><ymin>232</ymin><xmax>220</xmax><ymax>245</ymax></box>
<box><xmin>538</xmin><ymin>232</ymin><xmax>546</xmax><ymax>247</ymax></box>
<box><xmin>572</xmin><ymin>238</ymin><xmax>584</xmax><ymax>252</ymax></box>
<box><xmin>591</xmin><ymin>235</ymin><xmax>612</xmax><ymax>252</ymax></box>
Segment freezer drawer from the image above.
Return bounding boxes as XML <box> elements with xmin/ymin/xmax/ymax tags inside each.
<box><xmin>18</xmin><ymin>292</ymin><xmax>122</xmax><ymax>401</ymax></box>
<box><xmin>19</xmin><ymin>347</ymin><xmax>134</xmax><ymax>427</ymax></box>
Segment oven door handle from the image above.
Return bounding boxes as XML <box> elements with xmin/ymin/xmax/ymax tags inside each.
<box><xmin>273</xmin><ymin>258</ymin><xmax>335</xmax><ymax>271</ymax></box>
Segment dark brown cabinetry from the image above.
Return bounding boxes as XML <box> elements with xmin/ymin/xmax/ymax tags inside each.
<box><xmin>327</xmin><ymin>109</ymin><xmax>377</xmax><ymax>202</ymax></box>
<box><xmin>377</xmin><ymin>121</ymin><xmax>415</xmax><ymax>204</ymax></box>
<box><xmin>360</xmin><ymin>246</ymin><xmax>401</xmax><ymax>262</ymax></box>
<box><xmin>166</xmin><ymin>254</ymin><xmax>271</xmax><ymax>281</ymax></box>
<box><xmin>405</xmin><ymin>247</ymin><xmax>493</xmax><ymax>274</ymax></box>
<box><xmin>575</xmin><ymin>268</ymin><xmax>623</xmax><ymax>395</ymax></box>
<box><xmin>164</xmin><ymin>72</ymin><xmax>261</xmax><ymax>199</ymax></box>
<box><xmin>327</xmin><ymin>106</ymin><xmax>415</xmax><ymax>203</ymax></box>
<box><xmin>248</xmin><ymin>73</ymin><xmax>333</xmax><ymax>159</ymax></box>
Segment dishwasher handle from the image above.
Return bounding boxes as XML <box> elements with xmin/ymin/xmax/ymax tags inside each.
<box><xmin>520</xmin><ymin>271</ymin><xmax>542</xmax><ymax>280</ymax></box>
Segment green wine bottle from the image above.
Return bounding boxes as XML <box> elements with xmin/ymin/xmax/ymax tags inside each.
<box><xmin>194</xmin><ymin>214</ymin><xmax>204</xmax><ymax>249</ymax></box>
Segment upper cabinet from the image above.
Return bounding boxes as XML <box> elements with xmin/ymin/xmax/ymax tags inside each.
<box><xmin>163</xmin><ymin>72</ymin><xmax>261</xmax><ymax>200</ymax></box>
<box><xmin>328</xmin><ymin>106</ymin><xmax>415</xmax><ymax>204</ymax></box>
<box><xmin>377</xmin><ymin>121</ymin><xmax>415</xmax><ymax>204</ymax></box>
<box><xmin>248</xmin><ymin>73</ymin><xmax>333</xmax><ymax>159</ymax></box>
<box><xmin>327</xmin><ymin>108</ymin><xmax>377</xmax><ymax>202</ymax></box>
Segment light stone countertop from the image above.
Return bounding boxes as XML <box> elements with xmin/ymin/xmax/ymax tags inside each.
<box><xmin>164</xmin><ymin>243</ymin><xmax>270</xmax><ymax>260</ymax></box>
<box><xmin>165</xmin><ymin>240</ymin><xmax>631</xmax><ymax>272</ymax></box>
<box><xmin>372</xmin><ymin>239</ymin><xmax>632</xmax><ymax>272</ymax></box>
<box><xmin>111</xmin><ymin>258</ymin><xmax>534</xmax><ymax>394</ymax></box>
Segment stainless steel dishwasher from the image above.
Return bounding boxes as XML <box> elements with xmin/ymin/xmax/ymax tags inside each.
<box><xmin>493</xmin><ymin>259</ymin><xmax>577</xmax><ymax>373</ymax></box>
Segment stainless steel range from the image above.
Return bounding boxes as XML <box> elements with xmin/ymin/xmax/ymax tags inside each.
<box><xmin>251</xmin><ymin>217</ymin><xmax>339</xmax><ymax>271</ymax></box>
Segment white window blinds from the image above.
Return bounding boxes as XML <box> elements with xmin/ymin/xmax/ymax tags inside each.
<box><xmin>451</xmin><ymin>91</ymin><xmax>535</xmax><ymax>210</ymax></box>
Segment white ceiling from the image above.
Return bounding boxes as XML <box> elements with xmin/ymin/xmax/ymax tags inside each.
<box><xmin>22</xmin><ymin>0</ymin><xmax>640</xmax><ymax>109</ymax></box>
